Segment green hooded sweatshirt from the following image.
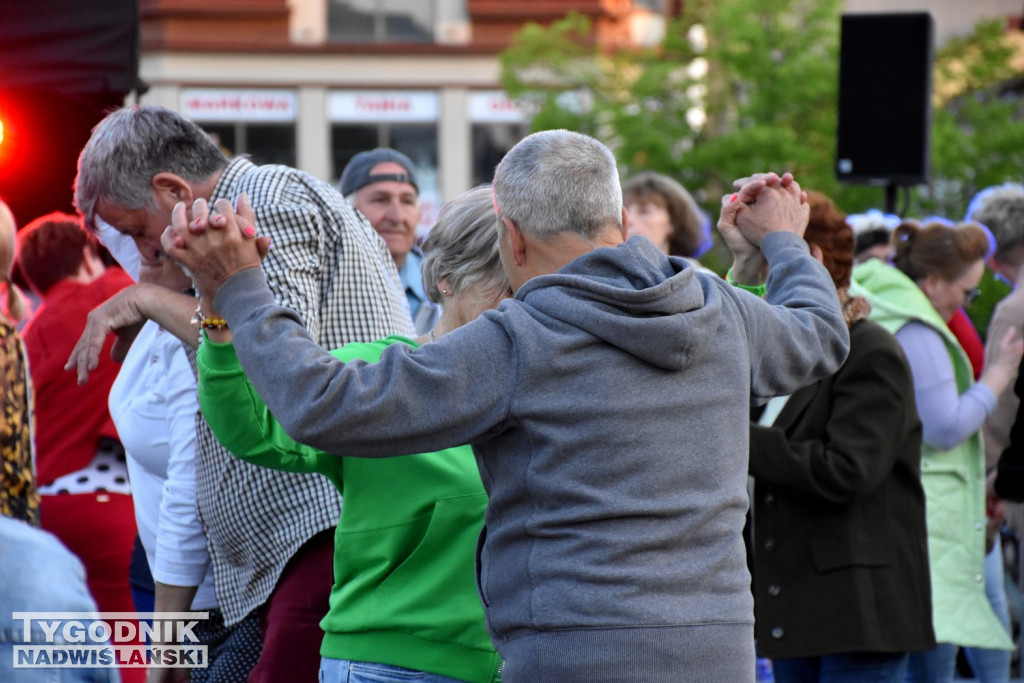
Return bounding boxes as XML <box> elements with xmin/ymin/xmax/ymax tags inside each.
<box><xmin>197</xmin><ymin>335</ymin><xmax>501</xmax><ymax>682</ymax></box>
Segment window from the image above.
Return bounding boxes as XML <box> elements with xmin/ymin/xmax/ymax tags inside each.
<box><xmin>328</xmin><ymin>0</ymin><xmax>436</xmax><ymax>43</ymax></box>
<box><xmin>182</xmin><ymin>89</ymin><xmax>297</xmax><ymax>167</ymax></box>
<box><xmin>472</xmin><ymin>123</ymin><xmax>527</xmax><ymax>186</ymax></box>
<box><xmin>199</xmin><ymin>123</ymin><xmax>296</xmax><ymax>167</ymax></box>
<box><xmin>468</xmin><ymin>91</ymin><xmax>528</xmax><ymax>185</ymax></box>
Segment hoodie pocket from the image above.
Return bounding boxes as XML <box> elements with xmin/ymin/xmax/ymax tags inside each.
<box><xmin>372</xmin><ymin>493</ymin><xmax>489</xmax><ymax>645</ymax></box>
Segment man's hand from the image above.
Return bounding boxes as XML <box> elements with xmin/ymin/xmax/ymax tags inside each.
<box><xmin>64</xmin><ymin>286</ymin><xmax>151</xmax><ymax>385</ymax></box>
<box><xmin>733</xmin><ymin>172</ymin><xmax>810</xmax><ymax>246</ymax></box>
<box><xmin>162</xmin><ymin>196</ymin><xmax>267</xmax><ymax>301</ymax></box>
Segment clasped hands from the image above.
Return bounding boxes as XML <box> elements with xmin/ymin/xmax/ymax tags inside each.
<box><xmin>164</xmin><ymin>174</ymin><xmax>806</xmax><ymax>298</ymax></box>
<box><xmin>718</xmin><ymin>172</ymin><xmax>810</xmax><ymax>286</ymax></box>
<box><xmin>161</xmin><ymin>195</ymin><xmax>269</xmax><ymax>302</ymax></box>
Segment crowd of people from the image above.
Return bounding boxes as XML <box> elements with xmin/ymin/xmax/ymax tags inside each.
<box><xmin>3</xmin><ymin>102</ymin><xmax>1024</xmax><ymax>683</ymax></box>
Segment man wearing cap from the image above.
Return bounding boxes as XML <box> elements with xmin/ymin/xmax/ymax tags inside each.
<box><xmin>340</xmin><ymin>148</ymin><xmax>439</xmax><ymax>335</ymax></box>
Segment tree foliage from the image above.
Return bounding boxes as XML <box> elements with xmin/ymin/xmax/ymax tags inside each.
<box><xmin>500</xmin><ymin>3</ymin><xmax>1024</xmax><ymax>242</ymax></box>
<box><xmin>923</xmin><ymin>20</ymin><xmax>1024</xmax><ymax>219</ymax></box>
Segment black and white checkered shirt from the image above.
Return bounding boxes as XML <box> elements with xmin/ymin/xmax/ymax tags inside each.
<box><xmin>192</xmin><ymin>157</ymin><xmax>412</xmax><ymax>625</ymax></box>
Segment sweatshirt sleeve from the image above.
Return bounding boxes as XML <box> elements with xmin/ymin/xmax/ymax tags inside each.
<box><xmin>197</xmin><ymin>334</ymin><xmax>339</xmax><ymax>474</ymax></box>
<box><xmin>735</xmin><ymin>232</ymin><xmax>851</xmax><ymax>403</ymax></box>
<box><xmin>210</xmin><ymin>267</ymin><xmax>516</xmax><ymax>458</ymax></box>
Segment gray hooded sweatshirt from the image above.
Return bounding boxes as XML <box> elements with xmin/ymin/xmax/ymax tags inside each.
<box><xmin>210</xmin><ymin>232</ymin><xmax>849</xmax><ymax>682</ymax></box>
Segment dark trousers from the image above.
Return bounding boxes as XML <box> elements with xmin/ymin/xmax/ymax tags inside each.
<box><xmin>248</xmin><ymin>529</ymin><xmax>335</xmax><ymax>683</ymax></box>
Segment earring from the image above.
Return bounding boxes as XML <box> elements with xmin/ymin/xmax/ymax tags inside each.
<box><xmin>440</xmin><ymin>287</ymin><xmax>450</xmax><ymax>296</ymax></box>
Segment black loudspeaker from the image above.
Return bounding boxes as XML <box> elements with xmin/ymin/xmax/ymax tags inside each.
<box><xmin>835</xmin><ymin>12</ymin><xmax>934</xmax><ymax>186</ymax></box>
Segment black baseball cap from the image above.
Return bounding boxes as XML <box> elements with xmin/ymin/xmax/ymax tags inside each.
<box><xmin>339</xmin><ymin>148</ymin><xmax>419</xmax><ymax>196</ymax></box>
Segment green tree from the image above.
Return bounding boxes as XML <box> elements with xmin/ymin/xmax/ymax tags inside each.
<box><xmin>500</xmin><ymin>4</ymin><xmax>1024</xmax><ymax>253</ymax></box>
<box><xmin>915</xmin><ymin>19</ymin><xmax>1024</xmax><ymax>220</ymax></box>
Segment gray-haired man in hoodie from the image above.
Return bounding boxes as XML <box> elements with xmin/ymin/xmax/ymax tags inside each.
<box><xmin>165</xmin><ymin>129</ymin><xmax>850</xmax><ymax>683</ymax></box>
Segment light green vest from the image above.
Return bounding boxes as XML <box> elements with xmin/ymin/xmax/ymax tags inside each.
<box><xmin>850</xmin><ymin>259</ymin><xmax>1012</xmax><ymax>650</ymax></box>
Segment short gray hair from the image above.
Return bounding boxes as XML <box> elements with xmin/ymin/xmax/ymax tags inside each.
<box><xmin>421</xmin><ymin>185</ymin><xmax>508</xmax><ymax>304</ymax></box>
<box><xmin>965</xmin><ymin>182</ymin><xmax>1024</xmax><ymax>258</ymax></box>
<box><xmin>493</xmin><ymin>129</ymin><xmax>623</xmax><ymax>241</ymax></box>
<box><xmin>74</xmin><ymin>105</ymin><xmax>228</xmax><ymax>228</ymax></box>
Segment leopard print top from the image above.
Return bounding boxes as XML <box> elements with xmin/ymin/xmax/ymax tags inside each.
<box><xmin>1</xmin><ymin>318</ymin><xmax>39</xmax><ymax>524</ymax></box>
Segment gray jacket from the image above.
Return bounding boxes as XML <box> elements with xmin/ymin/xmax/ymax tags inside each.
<box><xmin>213</xmin><ymin>232</ymin><xmax>849</xmax><ymax>680</ymax></box>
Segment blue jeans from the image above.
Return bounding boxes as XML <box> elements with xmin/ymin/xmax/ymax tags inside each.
<box><xmin>0</xmin><ymin>517</ymin><xmax>117</xmax><ymax>682</ymax></box>
<box><xmin>772</xmin><ymin>652</ymin><xmax>909</xmax><ymax>682</ymax></box>
<box><xmin>906</xmin><ymin>643</ymin><xmax>958</xmax><ymax>683</ymax></box>
<box><xmin>962</xmin><ymin>536</ymin><xmax>1012</xmax><ymax>682</ymax></box>
<box><xmin>319</xmin><ymin>658</ymin><xmax>471</xmax><ymax>683</ymax></box>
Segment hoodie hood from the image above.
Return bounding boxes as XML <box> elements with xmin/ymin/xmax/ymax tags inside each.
<box><xmin>513</xmin><ymin>236</ymin><xmax>716</xmax><ymax>370</ymax></box>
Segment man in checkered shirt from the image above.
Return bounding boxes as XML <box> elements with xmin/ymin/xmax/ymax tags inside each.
<box><xmin>70</xmin><ymin>105</ymin><xmax>412</xmax><ymax>682</ymax></box>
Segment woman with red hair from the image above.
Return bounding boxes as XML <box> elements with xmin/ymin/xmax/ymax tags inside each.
<box><xmin>748</xmin><ymin>193</ymin><xmax>936</xmax><ymax>681</ymax></box>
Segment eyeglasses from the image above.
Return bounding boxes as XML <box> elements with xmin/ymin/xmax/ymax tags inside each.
<box><xmin>961</xmin><ymin>286</ymin><xmax>981</xmax><ymax>307</ymax></box>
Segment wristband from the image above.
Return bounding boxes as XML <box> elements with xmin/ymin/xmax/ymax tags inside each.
<box><xmin>726</xmin><ymin>269</ymin><xmax>766</xmax><ymax>298</ymax></box>
<box><xmin>192</xmin><ymin>304</ymin><xmax>229</xmax><ymax>331</ymax></box>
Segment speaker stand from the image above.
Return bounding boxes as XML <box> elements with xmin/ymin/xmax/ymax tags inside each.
<box><xmin>885</xmin><ymin>183</ymin><xmax>898</xmax><ymax>215</ymax></box>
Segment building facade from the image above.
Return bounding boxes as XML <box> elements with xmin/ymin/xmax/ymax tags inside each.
<box><xmin>137</xmin><ymin>0</ymin><xmax>1021</xmax><ymax>223</ymax></box>
<box><xmin>138</xmin><ymin>0</ymin><xmax>670</xmax><ymax>226</ymax></box>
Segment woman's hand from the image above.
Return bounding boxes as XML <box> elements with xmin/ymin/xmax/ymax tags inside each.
<box><xmin>717</xmin><ymin>176</ymin><xmax>768</xmax><ymax>285</ymax></box>
<box><xmin>980</xmin><ymin>326</ymin><xmax>1024</xmax><ymax>397</ymax></box>
<box><xmin>64</xmin><ymin>285</ymin><xmax>152</xmax><ymax>384</ymax></box>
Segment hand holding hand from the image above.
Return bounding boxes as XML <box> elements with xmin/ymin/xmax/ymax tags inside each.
<box><xmin>733</xmin><ymin>172</ymin><xmax>810</xmax><ymax>246</ymax></box>
<box><xmin>717</xmin><ymin>178</ymin><xmax>768</xmax><ymax>285</ymax></box>
<box><xmin>162</xmin><ymin>195</ymin><xmax>267</xmax><ymax>301</ymax></box>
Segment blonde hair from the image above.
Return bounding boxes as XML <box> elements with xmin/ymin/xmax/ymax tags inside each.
<box><xmin>0</xmin><ymin>201</ymin><xmax>26</xmax><ymax>322</ymax></box>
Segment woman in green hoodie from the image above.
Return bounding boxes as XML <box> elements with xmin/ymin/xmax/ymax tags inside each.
<box><xmin>850</xmin><ymin>219</ymin><xmax>1023</xmax><ymax>682</ymax></box>
<box><xmin>195</xmin><ymin>185</ymin><xmax>508</xmax><ymax>683</ymax></box>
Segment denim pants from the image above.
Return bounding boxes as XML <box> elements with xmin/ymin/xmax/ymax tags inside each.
<box><xmin>962</xmin><ymin>536</ymin><xmax>1012</xmax><ymax>683</ymax></box>
<box><xmin>906</xmin><ymin>643</ymin><xmax>958</xmax><ymax>683</ymax></box>
<box><xmin>319</xmin><ymin>658</ymin><xmax>470</xmax><ymax>683</ymax></box>
<box><xmin>772</xmin><ymin>652</ymin><xmax>909</xmax><ymax>683</ymax></box>
<box><xmin>0</xmin><ymin>516</ymin><xmax>118</xmax><ymax>682</ymax></box>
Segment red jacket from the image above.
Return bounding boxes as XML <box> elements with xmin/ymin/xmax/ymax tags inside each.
<box><xmin>947</xmin><ymin>306</ymin><xmax>984</xmax><ymax>380</ymax></box>
<box><xmin>22</xmin><ymin>267</ymin><xmax>133</xmax><ymax>485</ymax></box>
